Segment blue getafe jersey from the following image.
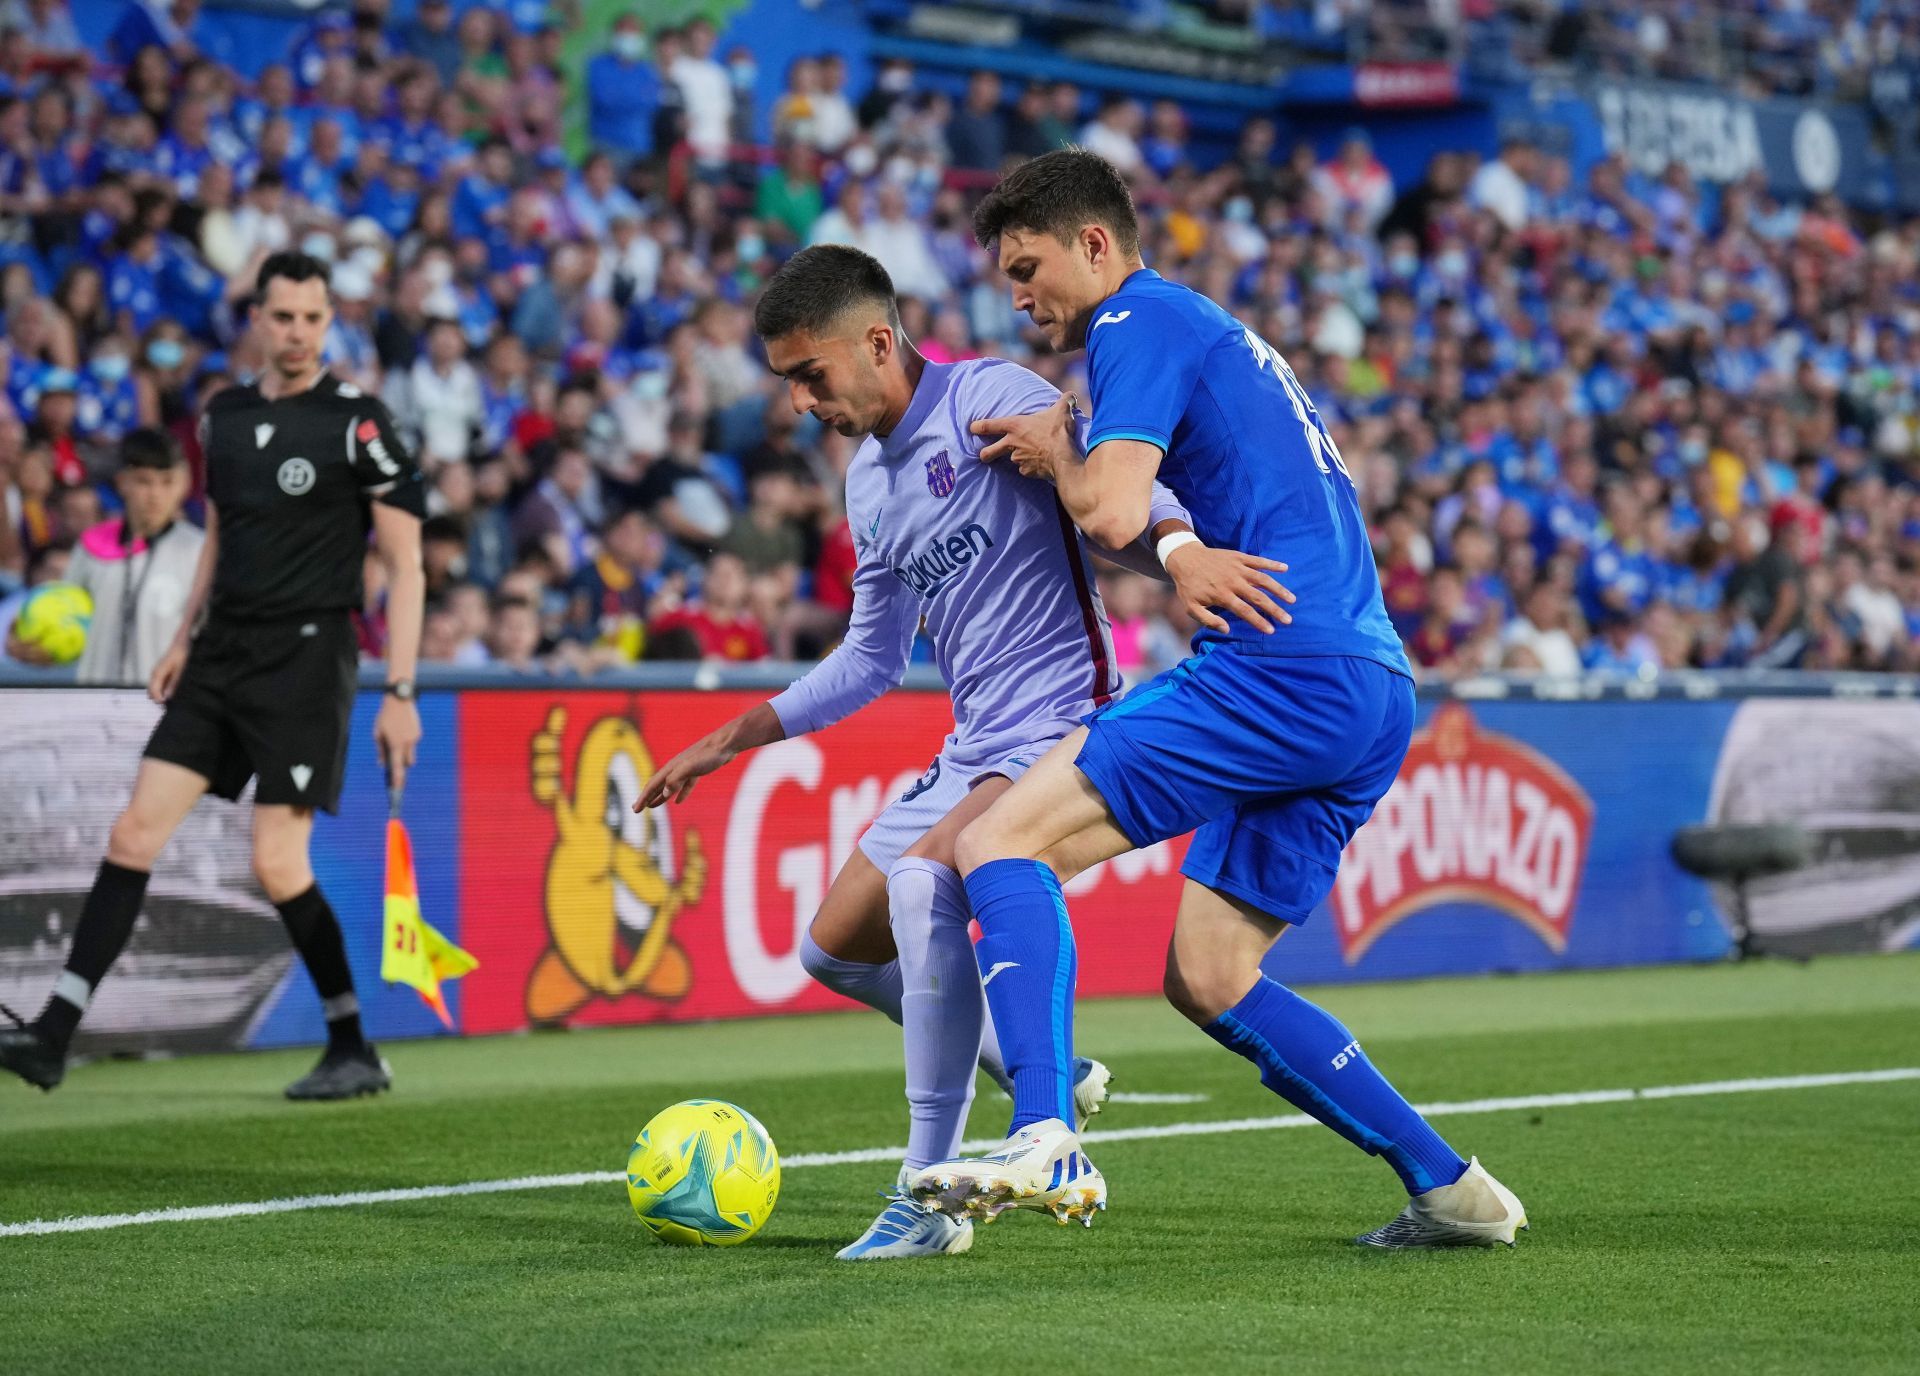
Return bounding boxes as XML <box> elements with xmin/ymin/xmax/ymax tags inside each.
<box><xmin>1085</xmin><ymin>269</ymin><xmax>1410</xmax><ymax>676</ymax></box>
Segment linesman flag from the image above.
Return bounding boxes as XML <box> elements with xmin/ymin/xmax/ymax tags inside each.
<box><xmin>382</xmin><ymin>777</ymin><xmax>476</xmax><ymax>1027</ymax></box>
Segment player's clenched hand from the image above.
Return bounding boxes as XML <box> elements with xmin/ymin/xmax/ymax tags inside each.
<box><xmin>1165</xmin><ymin>543</ymin><xmax>1295</xmax><ymax>634</ymax></box>
<box><xmin>147</xmin><ymin>643</ymin><xmax>188</xmax><ymax>703</ymax></box>
<box><xmin>971</xmin><ymin>392</ymin><xmax>1076</xmax><ymax>479</ymax></box>
<box><xmin>637</xmin><ymin>732</ymin><xmax>736</xmax><ymax>812</ymax></box>
<box><xmin>375</xmin><ymin>696</ymin><xmax>422</xmax><ymax>792</ymax></box>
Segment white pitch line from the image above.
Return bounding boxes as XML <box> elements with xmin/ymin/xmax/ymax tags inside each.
<box><xmin>1107</xmin><ymin>1092</ymin><xmax>1210</xmax><ymax>1104</ymax></box>
<box><xmin>4</xmin><ymin>1066</ymin><xmax>1915</xmax><ymax>1240</ymax></box>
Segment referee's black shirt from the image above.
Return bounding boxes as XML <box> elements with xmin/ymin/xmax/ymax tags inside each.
<box><xmin>202</xmin><ymin>372</ymin><xmax>425</xmax><ymax>623</ymax></box>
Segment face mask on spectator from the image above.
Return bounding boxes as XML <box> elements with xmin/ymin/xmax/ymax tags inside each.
<box><xmin>91</xmin><ymin>353</ymin><xmax>130</xmax><ymax>382</ymax></box>
<box><xmin>1223</xmin><ymin>197</ymin><xmax>1254</xmax><ymax>224</ymax></box>
<box><xmin>730</xmin><ymin>60</ymin><xmax>756</xmax><ymax>90</ymax></box>
<box><xmin>632</xmin><ymin>370</ymin><xmax>669</xmax><ymax>402</ymax></box>
<box><xmin>301</xmin><ymin>232</ymin><xmax>337</xmax><ymax>263</ymax></box>
<box><xmin>1389</xmin><ymin>251</ymin><xmax>1418</xmax><ymax>277</ymax></box>
<box><xmin>611</xmin><ymin>31</ymin><xmax>646</xmax><ymax>61</ymax></box>
<box><xmin>1437</xmin><ymin>249</ymin><xmax>1469</xmax><ymax>278</ymax></box>
<box><xmin>845</xmin><ymin>144</ymin><xmax>877</xmax><ymax>177</ymax></box>
<box><xmin>880</xmin><ymin>66</ymin><xmax>912</xmax><ymax>93</ymax></box>
<box><xmin>422</xmin><ymin>256</ymin><xmax>453</xmax><ymax>287</ymax></box>
<box><xmin>736</xmin><ymin>233</ymin><xmax>765</xmax><ymax>263</ymax></box>
<box><xmin>1681</xmin><ymin>438</ymin><xmax>1708</xmax><ymax>465</ymax></box>
<box><xmin>351</xmin><ymin>245</ymin><xmax>386</xmax><ymax>277</ymax></box>
<box><xmin>146</xmin><ymin>339</ymin><xmax>185</xmax><ymax>370</ymax></box>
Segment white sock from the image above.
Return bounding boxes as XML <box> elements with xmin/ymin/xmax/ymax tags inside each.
<box><xmin>797</xmin><ymin>931</ymin><xmax>903</xmax><ymax>1022</ymax></box>
<box><xmin>889</xmin><ymin>857</ymin><xmax>986</xmax><ymax>1171</ymax></box>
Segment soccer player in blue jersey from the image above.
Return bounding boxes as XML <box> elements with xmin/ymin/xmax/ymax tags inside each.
<box><xmin>908</xmin><ymin>151</ymin><xmax>1529</xmax><ymax>1247</ymax></box>
<box><xmin>635</xmin><ymin>245</ymin><xmax>1289</xmax><ymax>1258</ymax></box>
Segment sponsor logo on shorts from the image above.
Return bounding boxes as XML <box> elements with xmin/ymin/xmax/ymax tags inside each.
<box><xmin>277</xmin><ymin>457</ymin><xmax>315</xmax><ymax>495</ymax></box>
<box><xmin>1330</xmin><ymin>703</ymin><xmax>1594</xmax><ymax>963</ymax></box>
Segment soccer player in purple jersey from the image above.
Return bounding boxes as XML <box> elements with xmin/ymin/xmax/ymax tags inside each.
<box><xmin>634</xmin><ymin>245</ymin><xmax>1292</xmax><ymax>1259</ymax></box>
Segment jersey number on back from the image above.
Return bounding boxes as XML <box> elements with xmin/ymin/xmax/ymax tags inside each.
<box><xmin>1241</xmin><ymin>329</ymin><xmax>1353</xmax><ymax>485</ymax></box>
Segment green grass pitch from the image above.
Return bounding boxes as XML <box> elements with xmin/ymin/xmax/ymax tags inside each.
<box><xmin>5</xmin><ymin>955</ymin><xmax>1918</xmax><ymax>1374</ymax></box>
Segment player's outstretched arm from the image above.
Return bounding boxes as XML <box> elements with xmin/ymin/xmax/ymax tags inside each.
<box><xmin>636</xmin><ymin>557</ymin><xmax>915</xmax><ymax>813</ymax></box>
<box><xmin>637</xmin><ymin>702</ymin><xmax>787</xmax><ymax>812</ymax></box>
<box><xmin>149</xmin><ymin>499</ymin><xmax>218</xmax><ymax>703</ymax></box>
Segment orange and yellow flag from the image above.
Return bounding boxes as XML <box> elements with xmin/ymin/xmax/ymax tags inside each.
<box><xmin>381</xmin><ymin>816</ymin><xmax>477</xmax><ymax>1028</ymax></box>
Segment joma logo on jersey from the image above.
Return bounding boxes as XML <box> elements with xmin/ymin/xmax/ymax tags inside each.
<box><xmin>1330</xmin><ymin>704</ymin><xmax>1594</xmax><ymax>963</ymax></box>
<box><xmin>890</xmin><ymin>522</ymin><xmax>995</xmax><ymax>598</ymax></box>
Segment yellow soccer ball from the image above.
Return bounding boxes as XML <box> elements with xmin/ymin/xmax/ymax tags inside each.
<box><xmin>15</xmin><ymin>582</ymin><xmax>93</xmax><ymax>664</ymax></box>
<box><xmin>626</xmin><ymin>1099</ymin><xmax>781</xmax><ymax>1246</ymax></box>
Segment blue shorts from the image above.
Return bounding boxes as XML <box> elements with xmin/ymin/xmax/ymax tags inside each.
<box><xmin>1075</xmin><ymin>649</ymin><xmax>1414</xmax><ymax>924</ymax></box>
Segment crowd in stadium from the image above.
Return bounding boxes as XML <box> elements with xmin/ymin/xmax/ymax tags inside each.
<box><xmin>0</xmin><ymin>0</ymin><xmax>1915</xmax><ymax>682</ymax></box>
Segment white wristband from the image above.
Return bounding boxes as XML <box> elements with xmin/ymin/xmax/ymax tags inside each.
<box><xmin>1155</xmin><ymin>531</ymin><xmax>1202</xmax><ymax>568</ymax></box>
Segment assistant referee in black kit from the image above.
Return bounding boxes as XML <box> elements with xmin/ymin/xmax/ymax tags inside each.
<box><xmin>1</xmin><ymin>251</ymin><xmax>426</xmax><ymax>1101</ymax></box>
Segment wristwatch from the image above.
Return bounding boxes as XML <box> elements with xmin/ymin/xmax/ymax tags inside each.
<box><xmin>384</xmin><ymin>680</ymin><xmax>416</xmax><ymax>701</ymax></box>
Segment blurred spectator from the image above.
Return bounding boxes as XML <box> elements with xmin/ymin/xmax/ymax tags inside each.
<box><xmin>1079</xmin><ymin>96</ymin><xmax>1144</xmax><ymax>178</ymax></box>
<box><xmin>810</xmin><ymin>54</ymin><xmax>857</xmax><ymax>156</ymax></box>
<box><xmin>948</xmin><ymin>72</ymin><xmax>1006</xmax><ymax>174</ymax></box>
<box><xmin>757</xmin><ymin>142</ymin><xmax>823</xmax><ymax>244</ymax></box>
<box><xmin>1470</xmin><ymin>139</ymin><xmax>1534</xmax><ymax>232</ymax></box>
<box><xmin>587</xmin><ymin>13</ymin><xmax>660</xmax><ymax>160</ymax></box>
<box><xmin>649</xmin><ymin>551</ymin><xmax>768</xmax><ymax>661</ymax></box>
<box><xmin>1312</xmin><ymin>128</ymin><xmax>1394</xmax><ymax>235</ymax></box>
<box><xmin>670</xmin><ymin>17</ymin><xmax>734</xmax><ymax>166</ymax></box>
<box><xmin>391</xmin><ymin>316</ymin><xmax>483</xmax><ymax>467</ymax></box>
<box><xmin>718</xmin><ymin>469</ymin><xmax>804</xmax><ymax>577</ymax></box>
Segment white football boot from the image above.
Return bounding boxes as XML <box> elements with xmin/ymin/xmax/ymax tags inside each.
<box><xmin>909</xmin><ymin>1117</ymin><xmax>1105</xmax><ymax>1227</ymax></box>
<box><xmin>837</xmin><ymin>1169</ymin><xmax>974</xmax><ymax>1261</ymax></box>
<box><xmin>1354</xmin><ymin>1158</ymin><xmax>1529</xmax><ymax>1248</ymax></box>
<box><xmin>1071</xmin><ymin>1056</ymin><xmax>1111</xmax><ymax>1133</ymax></box>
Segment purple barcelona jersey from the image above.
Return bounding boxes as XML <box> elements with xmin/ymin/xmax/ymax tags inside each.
<box><xmin>771</xmin><ymin>359</ymin><xmax>1188</xmax><ymax>770</ymax></box>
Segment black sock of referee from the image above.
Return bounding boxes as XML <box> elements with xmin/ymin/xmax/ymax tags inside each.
<box><xmin>275</xmin><ymin>885</ymin><xmax>368</xmax><ymax>1056</ymax></box>
<box><xmin>36</xmin><ymin>861</ymin><xmax>152</xmax><ymax>1052</ymax></box>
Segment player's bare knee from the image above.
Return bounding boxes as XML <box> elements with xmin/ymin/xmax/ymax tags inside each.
<box><xmin>251</xmin><ymin>837</ymin><xmax>312</xmax><ymax>903</ymax></box>
<box><xmin>106</xmin><ymin>809</ymin><xmax>168</xmax><ymax>869</ymax></box>
<box><xmin>252</xmin><ymin>854</ymin><xmax>313</xmax><ymax>904</ymax></box>
<box><xmin>1162</xmin><ymin>946</ymin><xmax>1252</xmax><ymax>1025</ymax></box>
<box><xmin>954</xmin><ymin>817</ymin><xmax>1016</xmax><ymax>875</ymax></box>
<box><xmin>806</xmin><ymin>905</ymin><xmax>894</xmax><ymax>965</ymax></box>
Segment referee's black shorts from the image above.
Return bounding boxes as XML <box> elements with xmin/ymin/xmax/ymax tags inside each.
<box><xmin>144</xmin><ymin>612</ymin><xmax>359</xmax><ymax>814</ymax></box>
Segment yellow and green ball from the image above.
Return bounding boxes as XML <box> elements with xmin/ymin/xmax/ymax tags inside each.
<box><xmin>15</xmin><ymin>583</ymin><xmax>93</xmax><ymax>664</ymax></box>
<box><xmin>626</xmin><ymin>1099</ymin><xmax>781</xmax><ymax>1246</ymax></box>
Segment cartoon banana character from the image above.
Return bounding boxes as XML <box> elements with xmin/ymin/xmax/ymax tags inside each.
<box><xmin>525</xmin><ymin>706</ymin><xmax>706</xmax><ymax>1023</ymax></box>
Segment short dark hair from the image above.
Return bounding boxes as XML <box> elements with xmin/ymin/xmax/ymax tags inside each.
<box><xmin>752</xmin><ymin>244</ymin><xmax>899</xmax><ymax>341</ymax></box>
<box><xmin>972</xmin><ymin>147</ymin><xmax>1140</xmax><ymax>257</ymax></box>
<box><xmin>255</xmin><ymin>250</ymin><xmax>331</xmax><ymax>299</ymax></box>
<box><xmin>120</xmin><ymin>427</ymin><xmax>179</xmax><ymax>471</ymax></box>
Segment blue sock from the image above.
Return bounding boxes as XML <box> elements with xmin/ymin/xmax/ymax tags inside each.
<box><xmin>1203</xmin><ymin>977</ymin><xmax>1467</xmax><ymax>1195</ymax></box>
<box><xmin>964</xmin><ymin>859</ymin><xmax>1076</xmax><ymax>1133</ymax></box>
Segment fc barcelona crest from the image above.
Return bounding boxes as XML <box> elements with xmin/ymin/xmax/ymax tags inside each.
<box><xmin>925</xmin><ymin>449</ymin><xmax>956</xmax><ymax>497</ymax></box>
